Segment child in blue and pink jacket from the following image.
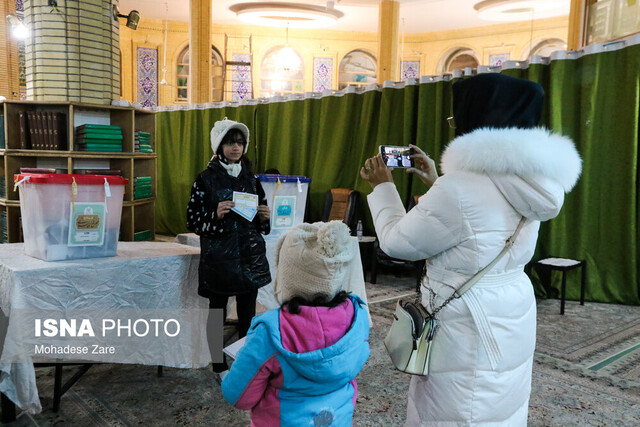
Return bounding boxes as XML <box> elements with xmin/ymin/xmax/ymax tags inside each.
<box><xmin>221</xmin><ymin>221</ymin><xmax>370</xmax><ymax>426</ymax></box>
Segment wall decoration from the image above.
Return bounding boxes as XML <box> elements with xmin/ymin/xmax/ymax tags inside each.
<box><xmin>313</xmin><ymin>57</ymin><xmax>333</xmax><ymax>92</ymax></box>
<box><xmin>137</xmin><ymin>47</ymin><xmax>158</xmax><ymax>107</ymax></box>
<box><xmin>401</xmin><ymin>61</ymin><xmax>420</xmax><ymax>80</ymax></box>
<box><xmin>232</xmin><ymin>53</ymin><xmax>252</xmax><ymax>101</ymax></box>
<box><xmin>489</xmin><ymin>53</ymin><xmax>510</xmax><ymax>67</ymax></box>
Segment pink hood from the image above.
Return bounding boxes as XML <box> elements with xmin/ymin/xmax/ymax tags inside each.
<box><xmin>279</xmin><ymin>299</ymin><xmax>354</xmax><ymax>353</ymax></box>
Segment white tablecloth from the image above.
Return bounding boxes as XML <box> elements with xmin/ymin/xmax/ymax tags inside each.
<box><xmin>0</xmin><ymin>242</ymin><xmax>209</xmax><ymax>414</ymax></box>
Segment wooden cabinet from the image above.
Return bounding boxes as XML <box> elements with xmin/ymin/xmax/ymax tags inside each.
<box><xmin>0</xmin><ymin>100</ymin><xmax>156</xmax><ymax>243</ymax></box>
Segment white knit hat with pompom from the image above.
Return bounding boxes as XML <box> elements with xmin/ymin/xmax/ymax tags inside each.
<box><xmin>273</xmin><ymin>221</ymin><xmax>354</xmax><ymax>305</ymax></box>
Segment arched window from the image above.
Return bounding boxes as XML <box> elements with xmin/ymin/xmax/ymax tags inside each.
<box><xmin>176</xmin><ymin>45</ymin><xmax>224</xmax><ymax>102</ymax></box>
<box><xmin>442</xmin><ymin>48</ymin><xmax>479</xmax><ymax>73</ymax></box>
<box><xmin>527</xmin><ymin>38</ymin><xmax>567</xmax><ymax>59</ymax></box>
<box><xmin>338</xmin><ymin>50</ymin><xmax>376</xmax><ymax>90</ymax></box>
<box><xmin>260</xmin><ymin>45</ymin><xmax>304</xmax><ymax>98</ymax></box>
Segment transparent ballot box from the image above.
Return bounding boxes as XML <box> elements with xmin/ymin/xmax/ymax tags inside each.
<box><xmin>256</xmin><ymin>174</ymin><xmax>311</xmax><ymax>239</ymax></box>
<box><xmin>14</xmin><ymin>173</ymin><xmax>128</xmax><ymax>261</ymax></box>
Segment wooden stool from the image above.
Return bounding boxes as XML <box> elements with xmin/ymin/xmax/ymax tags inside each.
<box><xmin>532</xmin><ymin>258</ymin><xmax>586</xmax><ymax>315</ymax></box>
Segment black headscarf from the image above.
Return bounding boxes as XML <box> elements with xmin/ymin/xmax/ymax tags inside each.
<box><xmin>452</xmin><ymin>73</ymin><xmax>544</xmax><ymax>137</ymax></box>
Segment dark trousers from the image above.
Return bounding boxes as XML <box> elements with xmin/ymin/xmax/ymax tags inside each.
<box><xmin>208</xmin><ymin>290</ymin><xmax>258</xmax><ymax>372</ymax></box>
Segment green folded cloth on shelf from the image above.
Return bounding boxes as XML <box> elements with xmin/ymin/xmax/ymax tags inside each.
<box><xmin>135</xmin><ymin>131</ymin><xmax>151</xmax><ymax>137</ymax></box>
<box><xmin>77</xmin><ymin>142</ymin><xmax>123</xmax><ymax>148</ymax></box>
<box><xmin>77</xmin><ymin>145</ymin><xmax>124</xmax><ymax>151</ymax></box>
<box><xmin>76</xmin><ymin>138</ymin><xmax>123</xmax><ymax>144</ymax></box>
<box><xmin>77</xmin><ymin>146</ymin><xmax>123</xmax><ymax>152</ymax></box>
<box><xmin>76</xmin><ymin>133</ymin><xmax>123</xmax><ymax>140</ymax></box>
<box><xmin>77</xmin><ymin>124</ymin><xmax>121</xmax><ymax>131</ymax></box>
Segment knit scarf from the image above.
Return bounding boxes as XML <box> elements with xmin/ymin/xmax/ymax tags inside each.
<box><xmin>219</xmin><ymin>159</ymin><xmax>242</xmax><ymax>178</ymax></box>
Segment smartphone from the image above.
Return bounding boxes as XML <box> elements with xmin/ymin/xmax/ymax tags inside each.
<box><xmin>379</xmin><ymin>145</ymin><xmax>415</xmax><ymax>168</ymax></box>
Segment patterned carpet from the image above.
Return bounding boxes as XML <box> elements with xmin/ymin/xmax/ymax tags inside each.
<box><xmin>6</xmin><ymin>274</ymin><xmax>640</xmax><ymax>426</ymax></box>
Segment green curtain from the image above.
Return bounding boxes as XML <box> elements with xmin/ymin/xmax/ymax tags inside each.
<box><xmin>410</xmin><ymin>79</ymin><xmax>456</xmax><ymax>199</ymax></box>
<box><xmin>535</xmin><ymin>44</ymin><xmax>640</xmax><ymax>304</ymax></box>
<box><xmin>155</xmin><ymin>105</ymin><xmax>257</xmax><ymax>237</ymax></box>
<box><xmin>155</xmin><ymin>43</ymin><xmax>640</xmax><ymax>305</ymax></box>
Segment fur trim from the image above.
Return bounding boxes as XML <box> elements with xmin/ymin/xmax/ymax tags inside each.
<box><xmin>440</xmin><ymin>127</ymin><xmax>582</xmax><ymax>192</ymax></box>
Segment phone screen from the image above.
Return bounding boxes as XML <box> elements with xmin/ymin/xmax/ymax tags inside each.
<box><xmin>379</xmin><ymin>145</ymin><xmax>415</xmax><ymax>168</ymax></box>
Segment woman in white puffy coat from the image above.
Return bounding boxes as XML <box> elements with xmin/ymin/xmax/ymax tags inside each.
<box><xmin>361</xmin><ymin>73</ymin><xmax>582</xmax><ymax>426</ymax></box>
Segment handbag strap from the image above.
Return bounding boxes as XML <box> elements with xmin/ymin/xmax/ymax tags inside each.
<box><xmin>421</xmin><ymin>216</ymin><xmax>527</xmax><ymax>317</ymax></box>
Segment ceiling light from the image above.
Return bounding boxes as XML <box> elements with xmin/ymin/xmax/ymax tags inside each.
<box><xmin>230</xmin><ymin>2</ymin><xmax>343</xmax><ymax>28</ymax></box>
<box><xmin>274</xmin><ymin>46</ymin><xmax>301</xmax><ymax>74</ymax></box>
<box><xmin>113</xmin><ymin>6</ymin><xmax>141</xmax><ymax>30</ymax></box>
<box><xmin>474</xmin><ymin>0</ymin><xmax>569</xmax><ymax>22</ymax></box>
<box><xmin>6</xmin><ymin>14</ymin><xmax>29</xmax><ymax>39</ymax></box>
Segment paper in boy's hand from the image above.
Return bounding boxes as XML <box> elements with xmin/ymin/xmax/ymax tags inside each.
<box><xmin>232</xmin><ymin>191</ymin><xmax>258</xmax><ymax>221</ymax></box>
<box><xmin>222</xmin><ymin>336</ymin><xmax>247</xmax><ymax>360</ymax></box>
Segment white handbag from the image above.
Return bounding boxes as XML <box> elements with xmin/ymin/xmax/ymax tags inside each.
<box><xmin>385</xmin><ymin>300</ymin><xmax>437</xmax><ymax>375</ymax></box>
<box><xmin>384</xmin><ymin>217</ymin><xmax>526</xmax><ymax>376</ymax></box>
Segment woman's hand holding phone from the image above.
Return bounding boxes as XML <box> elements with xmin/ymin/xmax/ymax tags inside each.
<box><xmin>360</xmin><ymin>154</ymin><xmax>394</xmax><ymax>190</ymax></box>
<box><xmin>407</xmin><ymin>144</ymin><xmax>439</xmax><ymax>187</ymax></box>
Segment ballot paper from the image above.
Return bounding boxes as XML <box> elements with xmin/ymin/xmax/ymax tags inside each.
<box><xmin>223</xmin><ymin>336</ymin><xmax>247</xmax><ymax>360</ymax></box>
<box><xmin>232</xmin><ymin>191</ymin><xmax>258</xmax><ymax>221</ymax></box>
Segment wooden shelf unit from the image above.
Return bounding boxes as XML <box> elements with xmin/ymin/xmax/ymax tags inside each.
<box><xmin>0</xmin><ymin>100</ymin><xmax>156</xmax><ymax>243</ymax></box>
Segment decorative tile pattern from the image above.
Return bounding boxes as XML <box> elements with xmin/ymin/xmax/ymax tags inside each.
<box><xmin>232</xmin><ymin>53</ymin><xmax>252</xmax><ymax>101</ymax></box>
<box><xmin>489</xmin><ymin>53</ymin><xmax>510</xmax><ymax>67</ymax></box>
<box><xmin>313</xmin><ymin>57</ymin><xmax>333</xmax><ymax>92</ymax></box>
<box><xmin>137</xmin><ymin>47</ymin><xmax>158</xmax><ymax>107</ymax></box>
<box><xmin>401</xmin><ymin>61</ymin><xmax>420</xmax><ymax>80</ymax></box>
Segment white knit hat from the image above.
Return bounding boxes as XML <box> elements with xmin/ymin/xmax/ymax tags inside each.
<box><xmin>273</xmin><ymin>221</ymin><xmax>355</xmax><ymax>305</ymax></box>
<box><xmin>210</xmin><ymin>117</ymin><xmax>250</xmax><ymax>155</ymax></box>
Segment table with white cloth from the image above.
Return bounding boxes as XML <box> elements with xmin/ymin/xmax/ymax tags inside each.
<box><xmin>174</xmin><ymin>233</ymin><xmax>371</xmax><ymax>317</ymax></box>
<box><xmin>0</xmin><ymin>242</ymin><xmax>210</xmax><ymax>415</ymax></box>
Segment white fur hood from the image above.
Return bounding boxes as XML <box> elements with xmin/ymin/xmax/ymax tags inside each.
<box><xmin>441</xmin><ymin>127</ymin><xmax>582</xmax><ymax>192</ymax></box>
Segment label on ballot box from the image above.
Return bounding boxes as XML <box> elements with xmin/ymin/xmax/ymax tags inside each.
<box><xmin>273</xmin><ymin>196</ymin><xmax>296</xmax><ymax>229</ymax></box>
<box><xmin>68</xmin><ymin>202</ymin><xmax>106</xmax><ymax>246</ymax></box>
